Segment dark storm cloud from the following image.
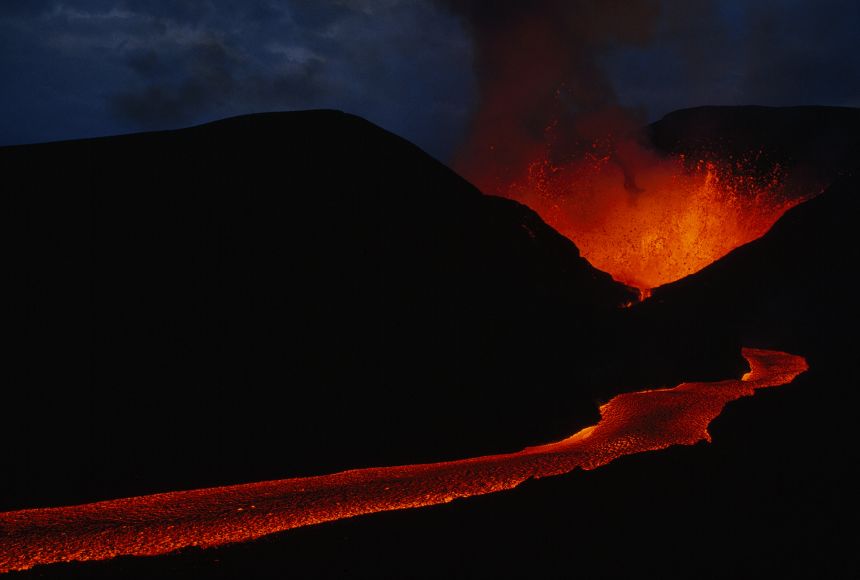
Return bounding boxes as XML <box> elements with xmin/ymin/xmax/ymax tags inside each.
<box><xmin>0</xmin><ymin>0</ymin><xmax>475</xmax><ymax>159</ymax></box>
<box><xmin>0</xmin><ymin>1</ymin><xmax>57</xmax><ymax>17</ymax></box>
<box><xmin>101</xmin><ymin>2</ymin><xmax>326</xmax><ymax>125</ymax></box>
<box><xmin>1</xmin><ymin>0</ymin><xmax>858</xmax><ymax>159</ymax></box>
<box><xmin>602</xmin><ymin>0</ymin><xmax>860</xmax><ymax>118</ymax></box>
<box><xmin>741</xmin><ymin>0</ymin><xmax>860</xmax><ymax>107</ymax></box>
<box><xmin>109</xmin><ymin>33</ymin><xmax>325</xmax><ymax>126</ymax></box>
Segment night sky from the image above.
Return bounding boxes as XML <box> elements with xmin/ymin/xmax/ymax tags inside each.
<box><xmin>1</xmin><ymin>0</ymin><xmax>858</xmax><ymax>160</ymax></box>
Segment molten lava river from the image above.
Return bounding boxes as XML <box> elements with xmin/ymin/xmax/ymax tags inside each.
<box><xmin>0</xmin><ymin>348</ymin><xmax>807</xmax><ymax>573</ymax></box>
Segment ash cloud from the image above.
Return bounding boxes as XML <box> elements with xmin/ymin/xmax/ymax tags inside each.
<box><xmin>435</xmin><ymin>0</ymin><xmax>665</xmax><ymax>193</ymax></box>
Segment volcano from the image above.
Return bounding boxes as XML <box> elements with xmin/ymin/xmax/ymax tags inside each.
<box><xmin>5</xmin><ymin>106</ymin><xmax>859</xmax><ymax>578</ymax></box>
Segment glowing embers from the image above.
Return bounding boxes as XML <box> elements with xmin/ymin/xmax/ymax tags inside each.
<box><xmin>503</xmin><ymin>148</ymin><xmax>810</xmax><ymax>291</ymax></box>
<box><xmin>0</xmin><ymin>349</ymin><xmax>807</xmax><ymax>573</ymax></box>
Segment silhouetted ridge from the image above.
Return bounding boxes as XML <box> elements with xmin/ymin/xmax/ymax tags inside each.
<box><xmin>7</xmin><ymin>110</ymin><xmax>635</xmax><ymax>510</ymax></box>
<box><xmin>649</xmin><ymin>174</ymin><xmax>859</xmax><ymax>368</ymax></box>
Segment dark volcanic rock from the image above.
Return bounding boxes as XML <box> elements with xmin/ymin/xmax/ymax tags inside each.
<box><xmin>649</xmin><ymin>174</ymin><xmax>860</xmax><ymax>370</ymax></box>
<box><xmin>6</xmin><ymin>110</ymin><xmax>635</xmax><ymax>510</ymax></box>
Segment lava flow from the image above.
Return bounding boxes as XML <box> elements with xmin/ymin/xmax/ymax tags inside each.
<box><xmin>0</xmin><ymin>348</ymin><xmax>807</xmax><ymax>574</ymax></box>
<box><xmin>500</xmin><ymin>147</ymin><xmax>812</xmax><ymax>291</ymax></box>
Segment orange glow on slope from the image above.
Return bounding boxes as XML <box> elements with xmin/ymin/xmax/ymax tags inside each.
<box><xmin>499</xmin><ymin>147</ymin><xmax>812</xmax><ymax>291</ymax></box>
<box><xmin>0</xmin><ymin>349</ymin><xmax>807</xmax><ymax>574</ymax></box>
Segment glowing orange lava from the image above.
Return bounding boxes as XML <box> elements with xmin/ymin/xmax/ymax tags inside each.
<box><xmin>0</xmin><ymin>348</ymin><xmax>807</xmax><ymax>574</ymax></box>
<box><xmin>501</xmin><ymin>147</ymin><xmax>811</xmax><ymax>290</ymax></box>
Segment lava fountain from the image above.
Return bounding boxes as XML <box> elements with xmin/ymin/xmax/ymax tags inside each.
<box><xmin>495</xmin><ymin>138</ymin><xmax>813</xmax><ymax>292</ymax></box>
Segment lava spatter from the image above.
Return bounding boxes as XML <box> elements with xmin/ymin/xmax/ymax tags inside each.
<box><xmin>501</xmin><ymin>148</ymin><xmax>811</xmax><ymax>291</ymax></box>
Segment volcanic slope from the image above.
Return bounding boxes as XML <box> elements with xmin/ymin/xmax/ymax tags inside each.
<box><xmin>610</xmin><ymin>106</ymin><xmax>860</xmax><ymax>395</ymax></box>
<box><xmin>7</xmin><ymin>110</ymin><xmax>640</xmax><ymax>511</ymax></box>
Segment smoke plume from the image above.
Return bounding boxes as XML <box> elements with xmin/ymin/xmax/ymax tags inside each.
<box><xmin>437</xmin><ymin>0</ymin><xmax>663</xmax><ymax>193</ymax></box>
